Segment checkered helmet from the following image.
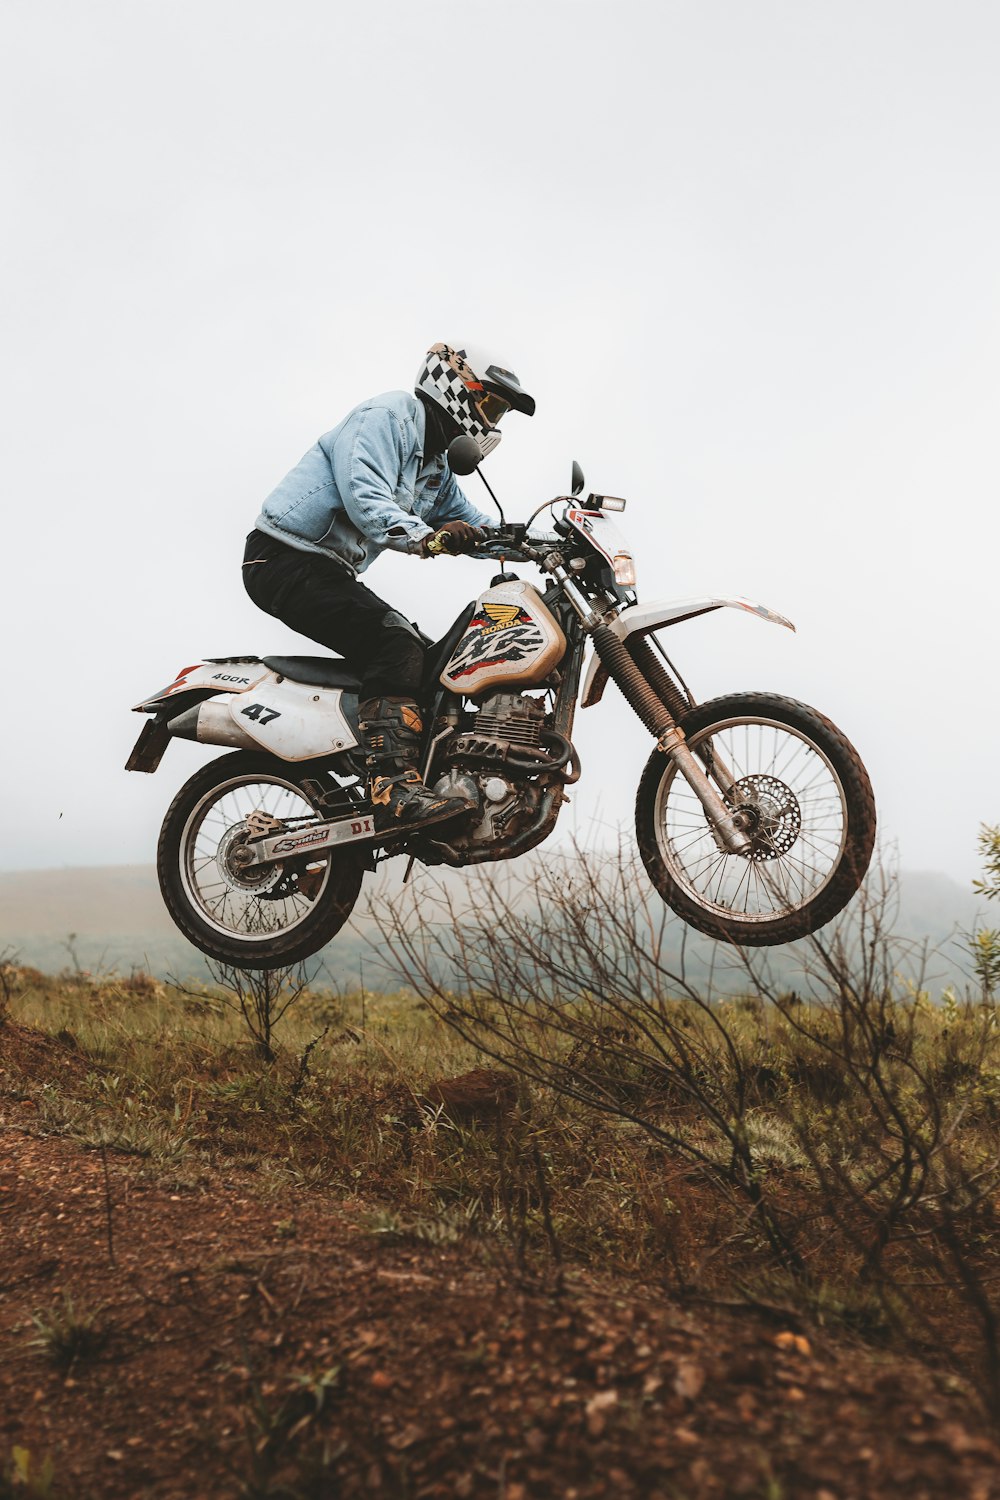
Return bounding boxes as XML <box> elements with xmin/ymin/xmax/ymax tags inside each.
<box><xmin>415</xmin><ymin>342</ymin><xmax>535</xmax><ymax>458</ymax></box>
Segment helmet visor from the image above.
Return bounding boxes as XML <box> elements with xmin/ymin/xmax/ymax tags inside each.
<box><xmin>476</xmin><ymin>390</ymin><xmax>511</xmax><ymax>429</ymax></box>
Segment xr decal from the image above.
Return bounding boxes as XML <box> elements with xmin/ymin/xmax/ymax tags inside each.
<box><xmin>447</xmin><ymin>609</ymin><xmax>545</xmax><ymax>680</ymax></box>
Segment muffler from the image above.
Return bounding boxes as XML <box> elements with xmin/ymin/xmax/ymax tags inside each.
<box><xmin>167</xmin><ymin>701</ymin><xmax>259</xmax><ymax>750</ymax></box>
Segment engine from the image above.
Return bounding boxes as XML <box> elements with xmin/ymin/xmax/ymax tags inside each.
<box><xmin>450</xmin><ymin>690</ymin><xmax>548</xmax><ymax>760</ymax></box>
<box><xmin>430</xmin><ymin>691</ymin><xmax>560</xmax><ymax>851</ymax></box>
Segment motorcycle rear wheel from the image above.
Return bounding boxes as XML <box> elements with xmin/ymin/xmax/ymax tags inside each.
<box><xmin>157</xmin><ymin>751</ymin><xmax>365</xmax><ymax>969</ymax></box>
<box><xmin>635</xmin><ymin>693</ymin><xmax>876</xmax><ymax>946</ymax></box>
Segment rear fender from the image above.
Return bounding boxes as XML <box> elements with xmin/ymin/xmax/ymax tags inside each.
<box><xmin>126</xmin><ymin>681</ymin><xmax>249</xmax><ymax>772</ymax></box>
<box><xmin>581</xmin><ymin>595</ymin><xmax>795</xmax><ymax>708</ymax></box>
<box><xmin>127</xmin><ymin>661</ymin><xmax>360</xmax><ymax>769</ymax></box>
<box><xmin>131</xmin><ymin>659</ymin><xmax>268</xmax><ymax>713</ymax></box>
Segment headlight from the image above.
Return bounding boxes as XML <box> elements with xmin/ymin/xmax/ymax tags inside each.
<box><xmin>613</xmin><ymin>554</ymin><xmax>636</xmax><ymax>587</ymax></box>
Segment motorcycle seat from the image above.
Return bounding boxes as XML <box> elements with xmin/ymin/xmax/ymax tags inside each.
<box><xmin>262</xmin><ymin>655</ymin><xmax>362</xmax><ymax>690</ymax></box>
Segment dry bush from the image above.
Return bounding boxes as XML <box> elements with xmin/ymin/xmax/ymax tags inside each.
<box><xmin>173</xmin><ymin>961</ymin><xmax>318</xmax><ymax>1062</ymax></box>
<box><xmin>366</xmin><ymin>843</ymin><xmax>1000</xmax><ymax>1412</ymax></box>
<box><xmin>0</xmin><ymin>948</ymin><xmax>20</xmax><ymax>1024</ymax></box>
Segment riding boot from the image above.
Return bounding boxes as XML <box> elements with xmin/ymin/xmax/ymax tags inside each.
<box><xmin>358</xmin><ymin>696</ymin><xmax>475</xmax><ymax>835</ymax></box>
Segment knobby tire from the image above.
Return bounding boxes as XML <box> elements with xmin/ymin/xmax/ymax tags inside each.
<box><xmin>157</xmin><ymin>750</ymin><xmax>364</xmax><ymax>969</ymax></box>
<box><xmin>635</xmin><ymin>693</ymin><xmax>876</xmax><ymax>946</ymax></box>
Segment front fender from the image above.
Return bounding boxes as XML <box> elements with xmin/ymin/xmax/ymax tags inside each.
<box><xmin>581</xmin><ymin>595</ymin><xmax>795</xmax><ymax>708</ymax></box>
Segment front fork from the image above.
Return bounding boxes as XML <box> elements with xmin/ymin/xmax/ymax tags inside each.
<box><xmin>656</xmin><ymin>725</ymin><xmax>748</xmax><ymax>854</ymax></box>
<box><xmin>553</xmin><ymin>567</ymin><xmax>751</xmax><ymax>856</ymax></box>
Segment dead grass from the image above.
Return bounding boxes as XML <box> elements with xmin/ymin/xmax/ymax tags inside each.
<box><xmin>4</xmin><ymin>966</ymin><xmax>999</xmax><ymax>1343</ymax></box>
<box><xmin>4</xmin><ymin>962</ymin><xmax>1000</xmax><ymax>1495</ymax></box>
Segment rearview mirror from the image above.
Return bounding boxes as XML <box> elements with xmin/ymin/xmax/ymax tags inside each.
<box><xmin>571</xmin><ymin>460</ymin><xmax>585</xmax><ymax>496</ymax></box>
<box><xmin>448</xmin><ymin>435</ymin><xmax>483</xmax><ymax>476</ymax></box>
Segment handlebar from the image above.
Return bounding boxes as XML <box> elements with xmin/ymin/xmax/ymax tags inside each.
<box><xmin>476</xmin><ymin>523</ymin><xmax>527</xmax><ymax>547</ymax></box>
<box><xmin>470</xmin><ymin>524</ymin><xmax>563</xmax><ymax>563</ymax></box>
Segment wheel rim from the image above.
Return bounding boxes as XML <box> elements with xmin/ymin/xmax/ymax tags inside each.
<box><xmin>653</xmin><ymin>715</ymin><xmax>849</xmax><ymax>927</ymax></box>
<box><xmin>179</xmin><ymin>773</ymin><xmax>334</xmax><ymax>944</ymax></box>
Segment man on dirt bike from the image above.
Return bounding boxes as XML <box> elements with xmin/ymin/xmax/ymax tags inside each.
<box><xmin>242</xmin><ymin>341</ymin><xmax>536</xmax><ymax>835</ymax></box>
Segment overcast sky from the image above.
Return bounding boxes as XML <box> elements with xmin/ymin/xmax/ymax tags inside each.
<box><xmin>1</xmin><ymin>0</ymin><xmax>997</xmax><ymax>884</ymax></box>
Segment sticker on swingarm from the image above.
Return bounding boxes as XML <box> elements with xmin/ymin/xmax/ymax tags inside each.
<box><xmin>246</xmin><ymin>814</ymin><xmax>377</xmax><ymax>867</ymax></box>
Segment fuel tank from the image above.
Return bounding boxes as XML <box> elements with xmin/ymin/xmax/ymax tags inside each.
<box><xmin>439</xmin><ymin>580</ymin><xmax>566</xmax><ymax>697</ymax></box>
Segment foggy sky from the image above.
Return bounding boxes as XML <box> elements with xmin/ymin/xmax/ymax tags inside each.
<box><xmin>2</xmin><ymin>0</ymin><xmax>997</xmax><ymax>883</ymax></box>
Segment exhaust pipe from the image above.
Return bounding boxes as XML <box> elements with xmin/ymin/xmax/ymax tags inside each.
<box><xmin>167</xmin><ymin>701</ymin><xmax>259</xmax><ymax>750</ymax></box>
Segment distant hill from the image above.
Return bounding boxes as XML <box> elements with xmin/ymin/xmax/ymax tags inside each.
<box><xmin>0</xmin><ymin>865</ymin><xmax>370</xmax><ymax>987</ymax></box>
<box><xmin>0</xmin><ymin>862</ymin><xmax>987</xmax><ymax>994</ymax></box>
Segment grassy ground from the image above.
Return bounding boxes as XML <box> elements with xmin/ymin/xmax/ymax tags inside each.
<box><xmin>6</xmin><ymin>964</ymin><xmax>1000</xmax><ymax>1321</ymax></box>
<box><xmin>2</xmin><ymin>963</ymin><xmax>1000</xmax><ymax>1496</ymax></box>
<box><xmin>1</xmin><ymin>968</ymin><xmax>695</xmax><ymax>1274</ymax></box>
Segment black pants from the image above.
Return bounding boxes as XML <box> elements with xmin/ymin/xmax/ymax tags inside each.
<box><xmin>242</xmin><ymin>530</ymin><xmax>425</xmax><ymax>700</ymax></box>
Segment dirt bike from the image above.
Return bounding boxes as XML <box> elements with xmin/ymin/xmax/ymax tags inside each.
<box><xmin>126</xmin><ymin>460</ymin><xmax>876</xmax><ymax>968</ymax></box>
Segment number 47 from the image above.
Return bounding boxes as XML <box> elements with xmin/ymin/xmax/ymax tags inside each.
<box><xmin>241</xmin><ymin>702</ymin><xmax>282</xmax><ymax>727</ymax></box>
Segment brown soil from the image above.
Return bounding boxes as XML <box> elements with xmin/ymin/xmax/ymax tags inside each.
<box><xmin>1</xmin><ymin>1027</ymin><xmax>998</xmax><ymax>1500</ymax></box>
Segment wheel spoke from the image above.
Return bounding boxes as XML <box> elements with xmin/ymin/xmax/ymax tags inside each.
<box><xmin>653</xmin><ymin>711</ymin><xmax>851</xmax><ymax>928</ymax></box>
<box><xmin>178</xmin><ymin>772</ymin><xmax>335</xmax><ymax>943</ymax></box>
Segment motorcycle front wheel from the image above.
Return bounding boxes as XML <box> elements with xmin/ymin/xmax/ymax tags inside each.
<box><xmin>635</xmin><ymin>693</ymin><xmax>876</xmax><ymax>946</ymax></box>
<box><xmin>157</xmin><ymin>750</ymin><xmax>365</xmax><ymax>969</ymax></box>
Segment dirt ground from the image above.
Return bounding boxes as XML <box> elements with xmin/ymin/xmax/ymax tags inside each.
<box><xmin>2</xmin><ymin>1024</ymin><xmax>999</xmax><ymax>1500</ymax></box>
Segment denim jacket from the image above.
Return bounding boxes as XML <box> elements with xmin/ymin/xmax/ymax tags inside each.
<box><xmin>254</xmin><ymin>390</ymin><xmax>492</xmax><ymax>575</ymax></box>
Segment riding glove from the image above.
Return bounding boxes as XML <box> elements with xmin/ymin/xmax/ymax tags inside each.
<box><xmin>422</xmin><ymin>520</ymin><xmax>486</xmax><ymax>557</ymax></box>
